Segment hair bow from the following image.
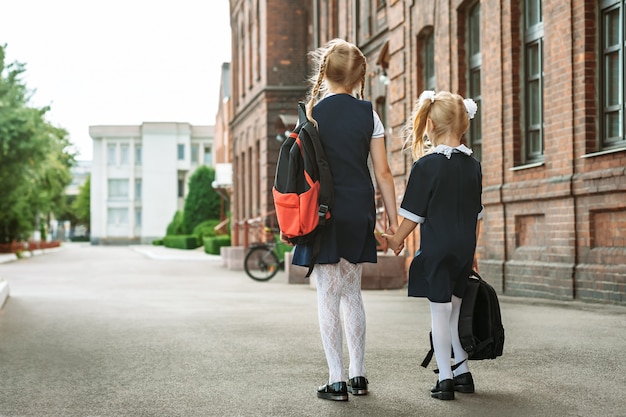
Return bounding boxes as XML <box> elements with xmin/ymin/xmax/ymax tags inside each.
<box><xmin>418</xmin><ymin>90</ymin><xmax>436</xmax><ymax>106</ymax></box>
<box><xmin>463</xmin><ymin>98</ymin><xmax>478</xmax><ymax>120</ymax></box>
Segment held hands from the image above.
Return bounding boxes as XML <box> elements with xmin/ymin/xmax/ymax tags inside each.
<box><xmin>381</xmin><ymin>225</ymin><xmax>404</xmax><ymax>256</ymax></box>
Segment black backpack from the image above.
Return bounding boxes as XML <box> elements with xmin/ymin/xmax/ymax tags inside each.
<box><xmin>421</xmin><ymin>272</ymin><xmax>505</xmax><ymax>370</ymax></box>
<box><xmin>272</xmin><ymin>102</ymin><xmax>333</xmax><ymax>277</ymax></box>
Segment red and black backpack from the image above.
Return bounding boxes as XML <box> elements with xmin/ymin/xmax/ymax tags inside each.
<box><xmin>272</xmin><ymin>102</ymin><xmax>333</xmax><ymax>277</ymax></box>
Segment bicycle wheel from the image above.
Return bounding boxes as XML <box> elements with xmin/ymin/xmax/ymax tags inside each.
<box><xmin>244</xmin><ymin>246</ymin><xmax>280</xmax><ymax>281</ymax></box>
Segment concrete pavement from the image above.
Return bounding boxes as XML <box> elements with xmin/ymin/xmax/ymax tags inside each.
<box><xmin>0</xmin><ymin>243</ymin><xmax>625</xmax><ymax>417</ymax></box>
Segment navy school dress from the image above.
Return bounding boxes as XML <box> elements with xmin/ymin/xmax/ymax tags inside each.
<box><xmin>292</xmin><ymin>94</ymin><xmax>379</xmax><ymax>268</ymax></box>
<box><xmin>398</xmin><ymin>145</ymin><xmax>483</xmax><ymax>303</ymax></box>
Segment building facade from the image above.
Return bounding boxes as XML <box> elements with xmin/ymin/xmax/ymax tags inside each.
<box><xmin>228</xmin><ymin>0</ymin><xmax>626</xmax><ymax>304</ymax></box>
<box><xmin>228</xmin><ymin>0</ymin><xmax>313</xmax><ymax>246</ymax></box>
<box><xmin>89</xmin><ymin>123</ymin><xmax>214</xmax><ymax>244</ymax></box>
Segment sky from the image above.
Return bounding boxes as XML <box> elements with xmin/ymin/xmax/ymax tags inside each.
<box><xmin>0</xmin><ymin>0</ymin><xmax>232</xmax><ymax>161</ymax></box>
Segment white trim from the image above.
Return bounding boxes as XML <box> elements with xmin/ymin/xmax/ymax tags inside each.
<box><xmin>399</xmin><ymin>207</ymin><xmax>425</xmax><ymax>224</ymax></box>
<box><xmin>580</xmin><ymin>146</ymin><xmax>626</xmax><ymax>159</ymax></box>
<box><xmin>429</xmin><ymin>144</ymin><xmax>473</xmax><ymax>159</ymax></box>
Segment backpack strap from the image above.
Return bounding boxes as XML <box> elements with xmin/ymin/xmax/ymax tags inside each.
<box><xmin>420</xmin><ymin>331</ymin><xmax>468</xmax><ymax>374</ymax></box>
<box><xmin>420</xmin><ymin>331</ymin><xmax>435</xmax><ymax>368</ymax></box>
<box><xmin>298</xmin><ymin>102</ymin><xmax>333</xmax><ymax>278</ymax></box>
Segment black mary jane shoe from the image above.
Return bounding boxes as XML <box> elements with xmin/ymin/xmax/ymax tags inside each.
<box><xmin>431</xmin><ymin>379</ymin><xmax>455</xmax><ymax>400</ymax></box>
<box><xmin>317</xmin><ymin>381</ymin><xmax>348</xmax><ymax>401</ymax></box>
<box><xmin>453</xmin><ymin>372</ymin><xmax>475</xmax><ymax>393</ymax></box>
<box><xmin>348</xmin><ymin>376</ymin><xmax>369</xmax><ymax>395</ymax></box>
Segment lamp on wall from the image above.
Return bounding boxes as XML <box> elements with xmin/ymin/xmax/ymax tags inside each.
<box><xmin>276</xmin><ymin>130</ymin><xmax>290</xmax><ymax>143</ymax></box>
<box><xmin>379</xmin><ymin>69</ymin><xmax>390</xmax><ymax>85</ymax></box>
<box><xmin>275</xmin><ymin>114</ymin><xmax>299</xmax><ymax>143</ymax></box>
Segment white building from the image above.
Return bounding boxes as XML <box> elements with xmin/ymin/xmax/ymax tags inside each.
<box><xmin>89</xmin><ymin>122</ymin><xmax>214</xmax><ymax>244</ymax></box>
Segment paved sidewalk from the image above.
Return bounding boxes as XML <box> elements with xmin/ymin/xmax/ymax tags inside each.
<box><xmin>0</xmin><ymin>243</ymin><xmax>625</xmax><ymax>417</ymax></box>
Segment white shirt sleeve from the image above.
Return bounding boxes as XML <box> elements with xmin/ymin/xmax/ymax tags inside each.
<box><xmin>372</xmin><ymin>110</ymin><xmax>385</xmax><ymax>138</ymax></box>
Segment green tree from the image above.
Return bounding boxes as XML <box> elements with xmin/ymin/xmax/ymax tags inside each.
<box><xmin>182</xmin><ymin>165</ymin><xmax>220</xmax><ymax>233</ymax></box>
<box><xmin>0</xmin><ymin>44</ymin><xmax>75</xmax><ymax>242</ymax></box>
<box><xmin>72</xmin><ymin>175</ymin><xmax>91</xmax><ymax>232</ymax></box>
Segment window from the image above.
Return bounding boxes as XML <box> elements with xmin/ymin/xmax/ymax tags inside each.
<box><xmin>601</xmin><ymin>0</ymin><xmax>626</xmax><ymax>149</ymax></box>
<box><xmin>191</xmin><ymin>144</ymin><xmax>200</xmax><ymax>164</ymax></box>
<box><xmin>120</xmin><ymin>144</ymin><xmax>130</xmax><ymax>165</ymax></box>
<box><xmin>135</xmin><ymin>145</ymin><xmax>142</xmax><ymax>165</ymax></box>
<box><xmin>135</xmin><ymin>208</ymin><xmax>142</xmax><ymax>227</ymax></box>
<box><xmin>523</xmin><ymin>0</ymin><xmax>544</xmax><ymax>163</ymax></box>
<box><xmin>177</xmin><ymin>144</ymin><xmax>185</xmax><ymax>161</ymax></box>
<box><xmin>204</xmin><ymin>146</ymin><xmax>213</xmax><ymax>165</ymax></box>
<box><xmin>107</xmin><ymin>208</ymin><xmax>128</xmax><ymax>225</ymax></box>
<box><xmin>134</xmin><ymin>179</ymin><xmax>142</xmax><ymax>200</ymax></box>
<box><xmin>107</xmin><ymin>144</ymin><xmax>116</xmax><ymax>166</ymax></box>
<box><xmin>467</xmin><ymin>3</ymin><xmax>482</xmax><ymax>161</ymax></box>
<box><xmin>423</xmin><ymin>31</ymin><xmax>435</xmax><ymax>91</ymax></box>
<box><xmin>177</xmin><ymin>179</ymin><xmax>185</xmax><ymax>197</ymax></box>
<box><xmin>108</xmin><ymin>179</ymin><xmax>129</xmax><ymax>199</ymax></box>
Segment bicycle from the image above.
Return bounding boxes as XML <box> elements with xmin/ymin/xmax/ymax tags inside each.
<box><xmin>244</xmin><ymin>227</ymin><xmax>286</xmax><ymax>281</ymax></box>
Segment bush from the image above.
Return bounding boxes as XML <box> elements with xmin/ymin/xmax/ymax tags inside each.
<box><xmin>163</xmin><ymin>235</ymin><xmax>201</xmax><ymax>249</ymax></box>
<box><xmin>152</xmin><ymin>239</ymin><xmax>163</xmax><ymax>246</ymax></box>
<box><xmin>182</xmin><ymin>166</ymin><xmax>221</xmax><ymax>233</ymax></box>
<box><xmin>203</xmin><ymin>235</ymin><xmax>231</xmax><ymax>255</ymax></box>
<box><xmin>166</xmin><ymin>211</ymin><xmax>184</xmax><ymax>236</ymax></box>
<box><xmin>192</xmin><ymin>219</ymin><xmax>221</xmax><ymax>241</ymax></box>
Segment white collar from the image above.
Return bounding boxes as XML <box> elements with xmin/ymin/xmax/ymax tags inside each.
<box><xmin>430</xmin><ymin>144</ymin><xmax>473</xmax><ymax>159</ymax></box>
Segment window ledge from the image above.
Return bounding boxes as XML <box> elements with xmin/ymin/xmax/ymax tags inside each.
<box><xmin>509</xmin><ymin>161</ymin><xmax>545</xmax><ymax>171</ymax></box>
<box><xmin>580</xmin><ymin>147</ymin><xmax>626</xmax><ymax>159</ymax></box>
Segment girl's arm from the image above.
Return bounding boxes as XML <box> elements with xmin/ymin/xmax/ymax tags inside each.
<box><xmin>370</xmin><ymin>138</ymin><xmax>399</xmax><ymax>231</ymax></box>
<box><xmin>473</xmin><ymin>219</ymin><xmax>482</xmax><ymax>272</ymax></box>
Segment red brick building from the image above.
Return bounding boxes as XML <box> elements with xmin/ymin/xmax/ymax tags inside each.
<box><xmin>228</xmin><ymin>0</ymin><xmax>626</xmax><ymax>304</ymax></box>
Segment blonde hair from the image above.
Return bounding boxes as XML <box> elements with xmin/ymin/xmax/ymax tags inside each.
<box><xmin>305</xmin><ymin>38</ymin><xmax>367</xmax><ymax>125</ymax></box>
<box><xmin>404</xmin><ymin>91</ymin><xmax>471</xmax><ymax>160</ymax></box>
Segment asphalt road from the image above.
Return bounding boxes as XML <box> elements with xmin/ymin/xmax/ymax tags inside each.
<box><xmin>0</xmin><ymin>243</ymin><xmax>625</xmax><ymax>417</ymax></box>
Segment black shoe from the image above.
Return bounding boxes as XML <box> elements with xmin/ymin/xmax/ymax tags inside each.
<box><xmin>348</xmin><ymin>376</ymin><xmax>369</xmax><ymax>395</ymax></box>
<box><xmin>431</xmin><ymin>379</ymin><xmax>455</xmax><ymax>400</ymax></box>
<box><xmin>317</xmin><ymin>381</ymin><xmax>348</xmax><ymax>401</ymax></box>
<box><xmin>453</xmin><ymin>372</ymin><xmax>475</xmax><ymax>393</ymax></box>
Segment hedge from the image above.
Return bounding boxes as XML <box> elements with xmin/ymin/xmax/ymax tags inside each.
<box><xmin>203</xmin><ymin>236</ymin><xmax>231</xmax><ymax>255</ymax></box>
<box><xmin>163</xmin><ymin>235</ymin><xmax>201</xmax><ymax>249</ymax></box>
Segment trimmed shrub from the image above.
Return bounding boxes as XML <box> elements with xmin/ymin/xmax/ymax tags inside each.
<box><xmin>166</xmin><ymin>211</ymin><xmax>184</xmax><ymax>236</ymax></box>
<box><xmin>163</xmin><ymin>235</ymin><xmax>201</xmax><ymax>249</ymax></box>
<box><xmin>192</xmin><ymin>219</ymin><xmax>221</xmax><ymax>241</ymax></box>
<box><xmin>203</xmin><ymin>235</ymin><xmax>231</xmax><ymax>255</ymax></box>
<box><xmin>152</xmin><ymin>239</ymin><xmax>164</xmax><ymax>246</ymax></box>
<box><xmin>182</xmin><ymin>166</ymin><xmax>221</xmax><ymax>233</ymax></box>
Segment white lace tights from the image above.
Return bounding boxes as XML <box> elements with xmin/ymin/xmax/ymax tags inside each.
<box><xmin>314</xmin><ymin>258</ymin><xmax>366</xmax><ymax>384</ymax></box>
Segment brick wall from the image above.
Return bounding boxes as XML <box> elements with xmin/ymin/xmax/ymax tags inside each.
<box><xmin>229</xmin><ymin>0</ymin><xmax>310</xmax><ymax>246</ymax></box>
<box><xmin>384</xmin><ymin>0</ymin><xmax>626</xmax><ymax>304</ymax></box>
<box><xmin>229</xmin><ymin>0</ymin><xmax>626</xmax><ymax>304</ymax></box>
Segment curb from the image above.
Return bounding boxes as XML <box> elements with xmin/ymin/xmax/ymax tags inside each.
<box><xmin>0</xmin><ymin>253</ymin><xmax>18</xmax><ymax>264</ymax></box>
<box><xmin>0</xmin><ymin>277</ymin><xmax>9</xmax><ymax>309</ymax></box>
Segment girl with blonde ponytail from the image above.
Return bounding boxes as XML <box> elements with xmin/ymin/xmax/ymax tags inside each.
<box><xmin>384</xmin><ymin>90</ymin><xmax>483</xmax><ymax>401</ymax></box>
<box><xmin>291</xmin><ymin>39</ymin><xmax>399</xmax><ymax>402</ymax></box>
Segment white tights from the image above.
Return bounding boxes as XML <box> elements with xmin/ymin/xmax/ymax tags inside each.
<box><xmin>314</xmin><ymin>258</ymin><xmax>366</xmax><ymax>384</ymax></box>
<box><xmin>429</xmin><ymin>295</ymin><xmax>470</xmax><ymax>381</ymax></box>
